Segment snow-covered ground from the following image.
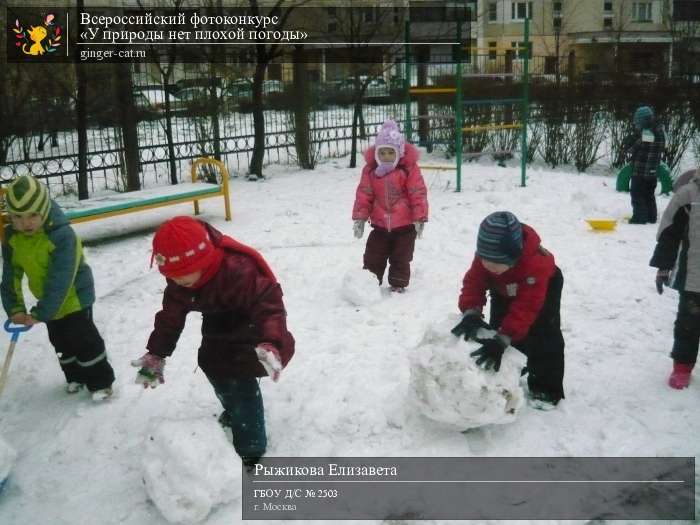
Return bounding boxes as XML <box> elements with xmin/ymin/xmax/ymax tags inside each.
<box><xmin>0</xmin><ymin>154</ymin><xmax>698</xmax><ymax>525</ymax></box>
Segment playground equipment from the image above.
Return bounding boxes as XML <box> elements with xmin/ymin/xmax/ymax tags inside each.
<box><xmin>615</xmin><ymin>162</ymin><xmax>673</xmax><ymax>195</ymax></box>
<box><xmin>403</xmin><ymin>9</ymin><xmax>530</xmax><ymax>191</ymax></box>
<box><xmin>0</xmin><ymin>157</ymin><xmax>232</xmax><ymax>242</ymax></box>
<box><xmin>0</xmin><ymin>320</ymin><xmax>32</xmax><ymax>398</ymax></box>
<box><xmin>585</xmin><ymin>218</ymin><xmax>618</xmax><ymax>231</ymax></box>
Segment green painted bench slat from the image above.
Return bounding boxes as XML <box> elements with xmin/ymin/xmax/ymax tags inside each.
<box><xmin>64</xmin><ymin>186</ymin><xmax>221</xmax><ymax>220</ymax></box>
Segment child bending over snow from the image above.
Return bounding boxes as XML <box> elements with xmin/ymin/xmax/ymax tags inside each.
<box><xmin>133</xmin><ymin>216</ymin><xmax>295</xmax><ymax>468</ymax></box>
<box><xmin>451</xmin><ymin>211</ymin><xmax>565</xmax><ymax>410</ymax></box>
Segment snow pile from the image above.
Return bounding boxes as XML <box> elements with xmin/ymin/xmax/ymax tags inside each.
<box><xmin>409</xmin><ymin>317</ymin><xmax>526</xmax><ymax>430</ymax></box>
<box><xmin>141</xmin><ymin>418</ymin><xmax>241</xmax><ymax>524</ymax></box>
<box><xmin>340</xmin><ymin>268</ymin><xmax>381</xmax><ymax>306</ymax></box>
<box><xmin>0</xmin><ymin>435</ymin><xmax>16</xmax><ymax>493</ymax></box>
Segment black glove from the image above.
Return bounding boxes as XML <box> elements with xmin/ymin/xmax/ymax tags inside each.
<box><xmin>469</xmin><ymin>337</ymin><xmax>507</xmax><ymax>372</ymax></box>
<box><xmin>451</xmin><ymin>313</ymin><xmax>490</xmax><ymax>341</ymax></box>
<box><xmin>656</xmin><ymin>270</ymin><xmax>670</xmax><ymax>295</ymax></box>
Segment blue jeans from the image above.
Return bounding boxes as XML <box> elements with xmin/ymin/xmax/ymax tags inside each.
<box><xmin>207</xmin><ymin>376</ymin><xmax>267</xmax><ymax>459</ymax></box>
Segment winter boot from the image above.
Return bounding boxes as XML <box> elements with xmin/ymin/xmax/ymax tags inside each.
<box><xmin>218</xmin><ymin>411</ymin><xmax>232</xmax><ymax>429</ymax></box>
<box><xmin>217</xmin><ymin>411</ymin><xmax>234</xmax><ymax>443</ymax></box>
<box><xmin>65</xmin><ymin>382</ymin><xmax>84</xmax><ymax>394</ymax></box>
<box><xmin>390</xmin><ymin>286</ymin><xmax>406</xmax><ymax>294</ymax></box>
<box><xmin>91</xmin><ymin>387</ymin><xmax>113</xmax><ymax>402</ymax></box>
<box><xmin>242</xmin><ymin>456</ymin><xmax>261</xmax><ymax>473</ymax></box>
<box><xmin>668</xmin><ymin>362</ymin><xmax>694</xmax><ymax>390</ymax></box>
<box><xmin>527</xmin><ymin>390</ymin><xmax>560</xmax><ymax>411</ymax></box>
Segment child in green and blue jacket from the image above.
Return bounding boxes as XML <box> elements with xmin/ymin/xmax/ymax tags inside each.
<box><xmin>1</xmin><ymin>175</ymin><xmax>114</xmax><ymax>401</ymax></box>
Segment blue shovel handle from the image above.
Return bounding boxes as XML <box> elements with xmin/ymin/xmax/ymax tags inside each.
<box><xmin>4</xmin><ymin>319</ymin><xmax>32</xmax><ymax>343</ymax></box>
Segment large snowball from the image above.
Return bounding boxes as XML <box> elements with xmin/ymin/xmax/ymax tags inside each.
<box><xmin>340</xmin><ymin>268</ymin><xmax>382</xmax><ymax>306</ymax></box>
<box><xmin>409</xmin><ymin>317</ymin><xmax>526</xmax><ymax>430</ymax></box>
<box><xmin>0</xmin><ymin>435</ymin><xmax>16</xmax><ymax>493</ymax></box>
<box><xmin>141</xmin><ymin>418</ymin><xmax>241</xmax><ymax>524</ymax></box>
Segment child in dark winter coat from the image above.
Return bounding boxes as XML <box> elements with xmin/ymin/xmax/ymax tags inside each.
<box><xmin>133</xmin><ymin>216</ymin><xmax>295</xmax><ymax>467</ymax></box>
<box><xmin>627</xmin><ymin>105</ymin><xmax>666</xmax><ymax>224</ymax></box>
<box><xmin>351</xmin><ymin>119</ymin><xmax>429</xmax><ymax>292</ymax></box>
<box><xmin>1</xmin><ymin>175</ymin><xmax>115</xmax><ymax>401</ymax></box>
<box><xmin>451</xmin><ymin>212</ymin><xmax>565</xmax><ymax>410</ymax></box>
<box><xmin>650</xmin><ymin>168</ymin><xmax>700</xmax><ymax>389</ymax></box>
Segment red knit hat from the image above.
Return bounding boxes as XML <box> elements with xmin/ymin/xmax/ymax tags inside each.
<box><xmin>152</xmin><ymin>217</ymin><xmax>219</xmax><ymax>278</ymax></box>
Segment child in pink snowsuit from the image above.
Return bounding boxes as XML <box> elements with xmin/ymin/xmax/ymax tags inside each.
<box><xmin>352</xmin><ymin>120</ymin><xmax>429</xmax><ymax>291</ymax></box>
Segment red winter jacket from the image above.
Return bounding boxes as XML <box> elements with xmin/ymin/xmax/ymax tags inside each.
<box><xmin>457</xmin><ymin>224</ymin><xmax>555</xmax><ymax>343</ymax></box>
<box><xmin>146</xmin><ymin>223</ymin><xmax>295</xmax><ymax>380</ymax></box>
<box><xmin>352</xmin><ymin>143</ymin><xmax>428</xmax><ymax>231</ymax></box>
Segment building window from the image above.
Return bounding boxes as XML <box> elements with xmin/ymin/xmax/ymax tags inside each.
<box><xmin>489</xmin><ymin>2</ymin><xmax>498</xmax><ymax>22</ymax></box>
<box><xmin>603</xmin><ymin>16</ymin><xmax>613</xmax><ymax>28</ymax></box>
<box><xmin>603</xmin><ymin>1</ymin><xmax>613</xmax><ymax>13</ymax></box>
<box><xmin>448</xmin><ymin>4</ymin><xmax>472</xmax><ymax>21</ymax></box>
<box><xmin>409</xmin><ymin>3</ymin><xmax>448</xmax><ymax>23</ymax></box>
<box><xmin>510</xmin><ymin>41</ymin><xmax>530</xmax><ymax>59</ymax></box>
<box><xmin>633</xmin><ymin>2</ymin><xmax>652</xmax><ymax>22</ymax></box>
<box><xmin>511</xmin><ymin>2</ymin><xmax>533</xmax><ymax>20</ymax></box>
<box><xmin>489</xmin><ymin>41</ymin><xmax>497</xmax><ymax>60</ymax></box>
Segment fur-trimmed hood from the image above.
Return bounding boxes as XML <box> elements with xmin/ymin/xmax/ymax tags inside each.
<box><xmin>363</xmin><ymin>142</ymin><xmax>420</xmax><ymax>172</ymax></box>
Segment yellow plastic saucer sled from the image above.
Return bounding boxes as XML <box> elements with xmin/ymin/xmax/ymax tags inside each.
<box><xmin>585</xmin><ymin>218</ymin><xmax>618</xmax><ymax>231</ymax></box>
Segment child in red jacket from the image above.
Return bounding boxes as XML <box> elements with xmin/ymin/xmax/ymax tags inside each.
<box><xmin>132</xmin><ymin>216</ymin><xmax>295</xmax><ymax>467</ymax></box>
<box><xmin>352</xmin><ymin>119</ymin><xmax>428</xmax><ymax>292</ymax></box>
<box><xmin>451</xmin><ymin>212</ymin><xmax>565</xmax><ymax>409</ymax></box>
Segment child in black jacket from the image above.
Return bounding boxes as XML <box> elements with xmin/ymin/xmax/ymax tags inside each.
<box><xmin>650</xmin><ymin>169</ymin><xmax>700</xmax><ymax>389</ymax></box>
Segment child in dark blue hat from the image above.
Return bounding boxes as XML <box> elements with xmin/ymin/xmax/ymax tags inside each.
<box><xmin>451</xmin><ymin>212</ymin><xmax>566</xmax><ymax>409</ymax></box>
<box><xmin>627</xmin><ymin>105</ymin><xmax>666</xmax><ymax>224</ymax></box>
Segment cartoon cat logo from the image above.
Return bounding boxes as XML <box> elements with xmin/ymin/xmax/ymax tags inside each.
<box><xmin>12</xmin><ymin>14</ymin><xmax>62</xmax><ymax>57</ymax></box>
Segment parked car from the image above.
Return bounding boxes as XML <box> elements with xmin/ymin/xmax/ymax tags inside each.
<box><xmin>171</xmin><ymin>87</ymin><xmax>222</xmax><ymax>115</ymax></box>
<box><xmin>134</xmin><ymin>88</ymin><xmax>168</xmax><ymax>111</ymax></box>
<box><xmin>173</xmin><ymin>76</ymin><xmax>223</xmax><ymax>92</ymax></box>
<box><xmin>225</xmin><ymin>79</ymin><xmax>253</xmax><ymax>98</ymax></box>
<box><xmin>366</xmin><ymin>76</ymin><xmax>389</xmax><ymax>97</ymax></box>
<box><xmin>262</xmin><ymin>80</ymin><xmax>284</xmax><ymax>94</ymax></box>
<box><xmin>175</xmin><ymin>87</ymin><xmax>208</xmax><ymax>103</ymax></box>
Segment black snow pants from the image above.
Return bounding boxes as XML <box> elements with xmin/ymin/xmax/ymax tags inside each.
<box><xmin>489</xmin><ymin>267</ymin><xmax>565</xmax><ymax>401</ymax></box>
<box><xmin>46</xmin><ymin>308</ymin><xmax>114</xmax><ymax>391</ymax></box>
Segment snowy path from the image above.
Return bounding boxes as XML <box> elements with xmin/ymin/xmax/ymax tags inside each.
<box><xmin>0</xmin><ymin>157</ymin><xmax>698</xmax><ymax>524</ymax></box>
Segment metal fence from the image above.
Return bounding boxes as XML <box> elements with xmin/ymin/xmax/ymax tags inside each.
<box><xmin>0</xmin><ymin>82</ymin><xmax>408</xmax><ymax>196</ymax></box>
<box><xmin>2</xmin><ymin>60</ymin><xmax>698</xmax><ymax>196</ymax></box>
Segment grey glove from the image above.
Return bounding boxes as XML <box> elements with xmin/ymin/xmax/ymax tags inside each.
<box><xmin>353</xmin><ymin>220</ymin><xmax>365</xmax><ymax>239</ymax></box>
<box><xmin>656</xmin><ymin>270</ymin><xmax>670</xmax><ymax>295</ymax></box>
<box><xmin>414</xmin><ymin>221</ymin><xmax>426</xmax><ymax>239</ymax></box>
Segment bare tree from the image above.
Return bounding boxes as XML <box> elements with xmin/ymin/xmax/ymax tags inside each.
<box><xmin>607</xmin><ymin>0</ymin><xmax>664</xmax><ymax>78</ymax></box>
<box><xmin>309</xmin><ymin>4</ymin><xmax>405</xmax><ymax>168</ymax></box>
<box><xmin>136</xmin><ymin>0</ymin><xmax>190</xmax><ymax>185</ymax></box>
<box><xmin>246</xmin><ymin>0</ymin><xmax>311</xmax><ymax>180</ymax></box>
<box><xmin>75</xmin><ymin>0</ymin><xmax>91</xmax><ymax>199</ymax></box>
<box><xmin>314</xmin><ymin>2</ymin><xmax>475</xmax><ymax>168</ymax></box>
<box><xmin>527</xmin><ymin>0</ymin><xmax>588</xmax><ymax>85</ymax></box>
<box><xmin>663</xmin><ymin>0</ymin><xmax>700</xmax><ymax>79</ymax></box>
